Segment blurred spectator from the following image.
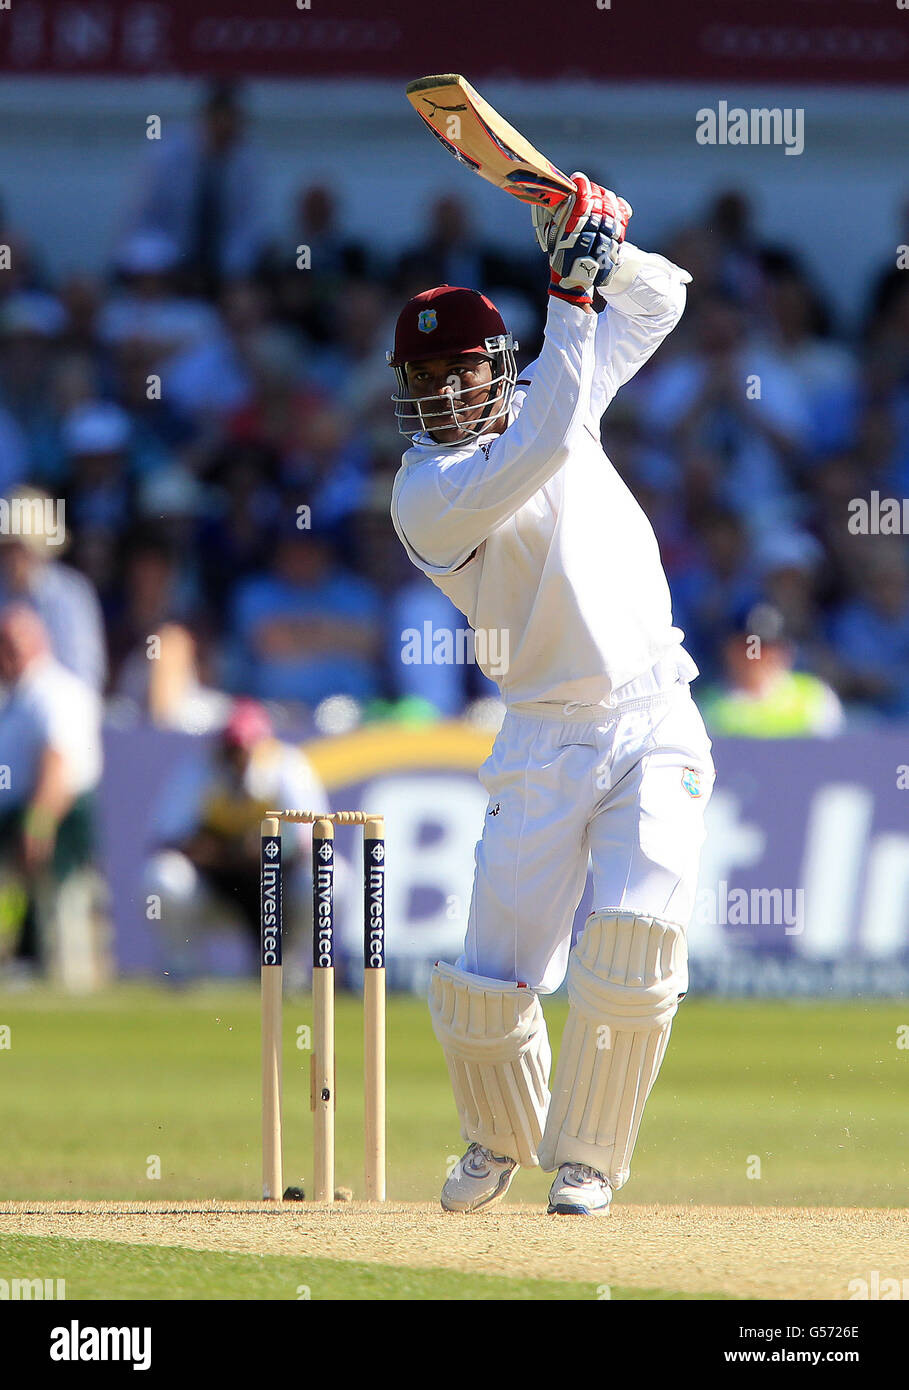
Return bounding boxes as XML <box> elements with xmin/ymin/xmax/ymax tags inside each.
<box><xmin>58</xmin><ymin>274</ymin><xmax>104</xmax><ymax>357</ymax></box>
<box><xmin>281</xmin><ymin>400</ymin><xmax>372</xmax><ymax>528</ymax></box>
<box><xmin>60</xmin><ymin>401</ymin><xmax>134</xmax><ymax>535</ymax></box>
<box><xmin>0</xmin><ymin>151</ymin><xmax>905</xmax><ymax>729</ymax></box>
<box><xmin>397</xmin><ymin>194</ymin><xmax>539</xmax><ymax>305</ymax></box>
<box><xmin>763</xmin><ymin>260</ymin><xmax>858</xmax><ymax>458</ymax></box>
<box><xmin>0</xmin><ymin>403</ymin><xmax>28</xmax><ymax>494</ymax></box>
<box><xmin>106</xmin><ymin>530</ymin><xmax>196</xmax><ymax>689</ymax></box>
<box><xmin>136</xmin><ymin>623</ymin><xmax>229</xmax><ymax>734</ymax></box>
<box><xmin>50</xmin><ymin>351</ymin><xmax>98</xmax><ymax>429</ymax></box>
<box><xmin>640</xmin><ymin>293</ymin><xmax>810</xmax><ymax>537</ymax></box>
<box><xmin>306</xmin><ymin>281</ymin><xmax>395</xmax><ymax>421</ymax></box>
<box><xmin>705</xmin><ymin>190</ymin><xmax>771</xmax><ymax>312</ymax></box>
<box><xmin>99</xmin><ymin>231</ymin><xmax>218</xmax><ymax>358</ymax></box>
<box><xmin>827</xmin><ymin>540</ymin><xmax>909</xmax><ymax>717</ymax></box>
<box><xmin>293</xmin><ymin>183</ymin><xmax>372</xmax><ymax>281</ymax></box>
<box><xmin>144</xmin><ymin>698</ymin><xmax>325</xmax><ymax>979</ymax></box>
<box><xmin>0</xmin><ymin>193</ymin><xmax>46</xmax><ymax>299</ymax></box>
<box><xmin>126</xmin><ymin>80</ymin><xmax>266</xmax><ymax>297</ymax></box>
<box><xmin>0</xmin><ymin>486</ymin><xmax>107</xmax><ymax>690</ymax></box>
<box><xmin>667</xmin><ymin>508</ymin><xmax>759</xmax><ymax>681</ymax></box>
<box><xmin>0</xmin><ymin>292</ymin><xmax>67</xmax><ymax>480</ymax></box>
<box><xmin>164</xmin><ymin>278</ymin><xmax>288</xmax><ymax>422</ymax></box>
<box><xmin>865</xmin><ymin>192</ymin><xmax>909</xmax><ymax>328</ymax></box>
<box><xmin>197</xmin><ymin>441</ymin><xmax>280</xmax><ymax>607</ymax></box>
<box><xmin>755</xmin><ymin>529</ymin><xmax>826</xmax><ymax>663</ymax></box>
<box><xmin>848</xmin><ymin>401</ymin><xmax>907</xmax><ymax>497</ymax></box>
<box><xmin>263</xmin><ymin>182</ymin><xmax>375</xmax><ymax>346</ymax></box>
<box><xmin>227</xmin><ymin>337</ymin><xmax>318</xmax><ymax>458</ymax></box>
<box><xmin>110</xmin><ymin>337</ymin><xmax>195</xmax><ymax>476</ymax></box>
<box><xmin>699</xmin><ymin>601</ymin><xmax>844</xmax><ymax>737</ymax></box>
<box><xmin>662</xmin><ymin>223</ymin><xmax>725</xmax><ymax>310</ymax></box>
<box><xmin>0</xmin><ymin>605</ymin><xmax>107</xmax><ymax>988</ymax></box>
<box><xmin>864</xmin><ymin>276</ymin><xmax>909</xmax><ymax>488</ymax></box>
<box><xmin>230</xmin><ymin>525</ymin><xmax>381</xmax><ymax>704</ymax></box>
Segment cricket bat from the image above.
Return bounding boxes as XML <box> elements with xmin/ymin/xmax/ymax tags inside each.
<box><xmin>405</xmin><ymin>74</ymin><xmax>576</xmax><ymax>210</ymax></box>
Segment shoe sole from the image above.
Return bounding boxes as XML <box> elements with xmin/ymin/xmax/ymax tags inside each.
<box><xmin>440</xmin><ymin>1166</ymin><xmax>517</xmax><ymax>1214</ymax></box>
<box><xmin>547</xmin><ymin>1201</ymin><xmax>611</xmax><ymax>1216</ymax></box>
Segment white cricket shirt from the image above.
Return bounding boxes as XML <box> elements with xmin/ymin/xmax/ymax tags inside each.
<box><xmin>391</xmin><ymin>246</ymin><xmax>696</xmax><ymax>708</ymax></box>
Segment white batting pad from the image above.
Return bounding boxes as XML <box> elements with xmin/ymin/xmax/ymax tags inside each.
<box><xmin>537</xmin><ymin>910</ymin><xmax>688</xmax><ymax>1185</ymax></box>
<box><xmin>429</xmin><ymin>962</ymin><xmax>552</xmax><ymax>1167</ymax></box>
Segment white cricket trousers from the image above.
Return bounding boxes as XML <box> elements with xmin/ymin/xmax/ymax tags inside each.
<box><xmin>461</xmin><ymin>662</ymin><xmax>715</xmax><ymax>994</ymax></box>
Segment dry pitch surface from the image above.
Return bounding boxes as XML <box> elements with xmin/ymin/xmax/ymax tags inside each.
<box><xmin>2</xmin><ymin>1202</ymin><xmax>907</xmax><ymax>1299</ymax></box>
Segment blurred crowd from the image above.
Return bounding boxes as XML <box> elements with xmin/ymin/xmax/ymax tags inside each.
<box><xmin>1</xmin><ymin>79</ymin><xmax>908</xmax><ymax>733</ymax></box>
<box><xmin>1</xmin><ymin>78</ymin><xmax>908</xmax><ymax>986</ymax></box>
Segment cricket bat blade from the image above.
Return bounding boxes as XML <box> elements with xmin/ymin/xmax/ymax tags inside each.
<box><xmin>405</xmin><ymin>73</ymin><xmax>575</xmax><ymax>209</ymax></box>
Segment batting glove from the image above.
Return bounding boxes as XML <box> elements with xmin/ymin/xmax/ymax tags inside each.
<box><xmin>533</xmin><ymin>173</ymin><xmax>632</xmax><ymax>253</ymax></box>
<box><xmin>536</xmin><ymin>174</ymin><xmax>633</xmax><ymax>305</ymax></box>
<box><xmin>548</xmin><ymin>216</ymin><xmax>627</xmax><ymax>307</ymax></box>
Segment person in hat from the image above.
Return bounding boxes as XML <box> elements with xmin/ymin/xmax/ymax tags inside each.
<box><xmin>389</xmin><ymin>176</ymin><xmax>715</xmax><ymax>1215</ymax></box>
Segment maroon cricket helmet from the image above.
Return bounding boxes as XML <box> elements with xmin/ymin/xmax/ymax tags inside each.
<box><xmin>389</xmin><ymin>286</ymin><xmax>508</xmax><ymax>367</ymax></box>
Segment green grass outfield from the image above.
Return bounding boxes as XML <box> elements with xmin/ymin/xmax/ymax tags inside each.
<box><xmin>1</xmin><ymin>986</ymin><xmax>906</xmax><ymax>1207</ymax></box>
<box><xmin>0</xmin><ymin>1232</ymin><xmax>697</xmax><ymax>1301</ymax></box>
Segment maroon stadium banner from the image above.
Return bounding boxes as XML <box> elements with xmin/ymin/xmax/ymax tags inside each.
<box><xmin>0</xmin><ymin>0</ymin><xmax>906</xmax><ymax>86</ymax></box>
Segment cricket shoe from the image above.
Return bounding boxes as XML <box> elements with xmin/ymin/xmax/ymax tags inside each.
<box><xmin>547</xmin><ymin>1163</ymin><xmax>612</xmax><ymax>1215</ymax></box>
<box><xmin>441</xmin><ymin>1143</ymin><xmax>519</xmax><ymax>1213</ymax></box>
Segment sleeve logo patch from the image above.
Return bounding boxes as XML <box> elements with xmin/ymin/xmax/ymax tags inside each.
<box><xmin>682</xmin><ymin>768</ymin><xmax>702</xmax><ymax>798</ymax></box>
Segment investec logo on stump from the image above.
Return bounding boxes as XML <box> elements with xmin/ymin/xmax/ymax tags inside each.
<box><xmin>50</xmin><ymin>1321</ymin><xmax>151</xmax><ymax>1370</ymax></box>
<box><xmin>366</xmin><ymin>842</ymin><xmax>385</xmax><ymax>969</ymax></box>
<box><xmin>314</xmin><ymin>838</ymin><xmax>334</xmax><ymax>967</ymax></box>
<box><xmin>261</xmin><ymin>836</ymin><xmax>281</xmax><ymax>965</ymax></box>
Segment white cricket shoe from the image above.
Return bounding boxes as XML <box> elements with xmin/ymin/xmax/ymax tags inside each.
<box><xmin>441</xmin><ymin>1142</ymin><xmax>519</xmax><ymax>1213</ymax></box>
<box><xmin>547</xmin><ymin>1163</ymin><xmax>612</xmax><ymax>1215</ymax></box>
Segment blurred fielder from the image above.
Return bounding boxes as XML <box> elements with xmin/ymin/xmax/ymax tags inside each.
<box><xmin>388</xmin><ymin>177</ymin><xmax>714</xmax><ymax>1215</ymax></box>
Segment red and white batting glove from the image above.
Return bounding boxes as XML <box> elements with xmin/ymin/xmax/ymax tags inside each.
<box><xmin>533</xmin><ymin>173</ymin><xmax>632</xmax><ymax>255</ymax></box>
<box><xmin>543</xmin><ymin>177</ymin><xmax>632</xmax><ymax>307</ymax></box>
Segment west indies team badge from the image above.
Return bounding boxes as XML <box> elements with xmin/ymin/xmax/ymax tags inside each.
<box><xmin>682</xmin><ymin>767</ymin><xmax>702</xmax><ymax>798</ymax></box>
<box><xmin>417</xmin><ymin>308</ymin><xmax>438</xmax><ymax>333</ymax></box>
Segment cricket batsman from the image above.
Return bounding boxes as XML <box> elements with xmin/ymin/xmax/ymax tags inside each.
<box><xmin>388</xmin><ymin>177</ymin><xmax>715</xmax><ymax>1215</ymax></box>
